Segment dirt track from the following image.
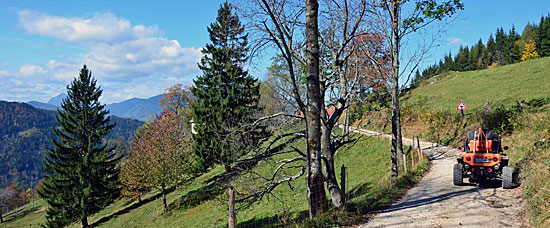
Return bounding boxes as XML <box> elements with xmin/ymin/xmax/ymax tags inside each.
<box><xmin>348</xmin><ymin>127</ymin><xmax>529</xmax><ymax>228</ymax></box>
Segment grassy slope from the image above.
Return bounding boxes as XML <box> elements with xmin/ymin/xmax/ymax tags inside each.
<box><xmin>397</xmin><ymin>58</ymin><xmax>550</xmax><ymax>227</ymax></box>
<box><xmin>403</xmin><ymin>57</ymin><xmax>550</xmax><ymax>111</ymax></box>
<box><xmin>2</xmin><ymin>133</ymin><xmax>424</xmax><ymax>227</ymax></box>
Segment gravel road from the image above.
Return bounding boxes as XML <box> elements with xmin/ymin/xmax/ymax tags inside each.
<box><xmin>347</xmin><ymin>127</ymin><xmax>529</xmax><ymax>228</ymax></box>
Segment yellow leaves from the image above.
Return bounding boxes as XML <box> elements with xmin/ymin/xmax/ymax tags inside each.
<box><xmin>159</xmin><ymin>83</ymin><xmax>195</xmax><ymax>121</ymax></box>
<box><xmin>521</xmin><ymin>40</ymin><xmax>540</xmax><ymax>62</ymax></box>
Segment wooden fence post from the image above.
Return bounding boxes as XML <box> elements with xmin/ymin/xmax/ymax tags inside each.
<box><xmin>341</xmin><ymin>165</ymin><xmax>346</xmax><ymax>204</ymax></box>
<box><xmin>229</xmin><ymin>186</ymin><xmax>236</xmax><ymax>228</ymax></box>
<box><xmin>417</xmin><ymin>138</ymin><xmax>422</xmax><ymax>162</ymax></box>
<box><xmin>410</xmin><ymin>145</ymin><xmax>415</xmax><ymax>169</ymax></box>
<box><xmin>403</xmin><ymin>153</ymin><xmax>407</xmax><ymax>173</ymax></box>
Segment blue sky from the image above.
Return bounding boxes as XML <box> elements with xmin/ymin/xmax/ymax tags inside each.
<box><xmin>1</xmin><ymin>0</ymin><xmax>549</xmax><ymax>104</ymax></box>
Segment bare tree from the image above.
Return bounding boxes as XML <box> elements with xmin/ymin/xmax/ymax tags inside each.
<box><xmin>359</xmin><ymin>0</ymin><xmax>463</xmax><ymax>182</ymax></box>
<box><xmin>233</xmin><ymin>0</ymin><xmax>384</xmax><ymax>213</ymax></box>
<box><xmin>234</xmin><ymin>0</ymin><xmax>328</xmax><ymax>217</ymax></box>
<box><xmin>317</xmin><ymin>0</ymin><xmax>369</xmax><ymax>208</ymax></box>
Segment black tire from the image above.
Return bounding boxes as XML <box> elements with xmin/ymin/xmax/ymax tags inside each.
<box><xmin>502</xmin><ymin>166</ymin><xmax>513</xmax><ymax>189</ymax></box>
<box><xmin>453</xmin><ymin>163</ymin><xmax>463</xmax><ymax>186</ymax></box>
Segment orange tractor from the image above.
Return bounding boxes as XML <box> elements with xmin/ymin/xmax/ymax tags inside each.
<box><xmin>454</xmin><ymin>128</ymin><xmax>513</xmax><ymax>188</ymax></box>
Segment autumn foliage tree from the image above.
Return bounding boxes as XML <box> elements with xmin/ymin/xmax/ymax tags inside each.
<box><xmin>0</xmin><ymin>186</ymin><xmax>17</xmax><ymax>223</ymax></box>
<box><xmin>121</xmin><ymin>111</ymin><xmax>192</xmax><ymax>214</ymax></box>
<box><xmin>120</xmin><ymin>128</ymin><xmax>149</xmax><ymax>203</ymax></box>
<box><xmin>521</xmin><ymin>40</ymin><xmax>540</xmax><ymax>62</ymax></box>
<box><xmin>349</xmin><ymin>30</ymin><xmax>391</xmax><ymax>108</ymax></box>
<box><xmin>159</xmin><ymin>83</ymin><xmax>195</xmax><ymax>124</ymax></box>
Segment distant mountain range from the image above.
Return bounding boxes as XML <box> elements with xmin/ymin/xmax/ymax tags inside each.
<box><xmin>27</xmin><ymin>94</ymin><xmax>162</xmax><ymax>121</ymax></box>
<box><xmin>0</xmin><ymin>100</ymin><xmax>144</xmax><ymax>188</ymax></box>
<box><xmin>106</xmin><ymin>95</ymin><xmax>163</xmax><ymax>121</ymax></box>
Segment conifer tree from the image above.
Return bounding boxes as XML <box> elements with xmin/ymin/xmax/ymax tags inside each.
<box><xmin>39</xmin><ymin>65</ymin><xmax>119</xmax><ymax>228</ymax></box>
<box><xmin>485</xmin><ymin>34</ymin><xmax>496</xmax><ymax>65</ymax></box>
<box><xmin>537</xmin><ymin>16</ymin><xmax>550</xmax><ymax>57</ymax></box>
<box><xmin>191</xmin><ymin>3</ymin><xmax>267</xmax><ymax>173</ymax></box>
<box><xmin>470</xmin><ymin>39</ymin><xmax>486</xmax><ymax>69</ymax></box>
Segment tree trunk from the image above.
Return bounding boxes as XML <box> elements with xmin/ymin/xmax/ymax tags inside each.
<box><xmin>321</xmin><ymin>62</ymin><xmax>347</xmax><ymax>209</ymax></box>
<box><xmin>81</xmin><ymin>217</ymin><xmax>89</xmax><ymax>228</ymax></box>
<box><xmin>1</xmin><ymin>209</ymin><xmax>3</xmax><ymax>223</ymax></box>
<box><xmin>305</xmin><ymin>0</ymin><xmax>327</xmax><ymax>218</ymax></box>
<box><xmin>321</xmin><ymin>123</ymin><xmax>343</xmax><ymax>208</ymax></box>
<box><xmin>390</xmin><ymin>0</ymin><xmax>404</xmax><ymax>183</ymax></box>
<box><xmin>162</xmin><ymin>184</ymin><xmax>168</xmax><ymax>215</ymax></box>
<box><xmin>228</xmin><ymin>186</ymin><xmax>236</xmax><ymax>228</ymax></box>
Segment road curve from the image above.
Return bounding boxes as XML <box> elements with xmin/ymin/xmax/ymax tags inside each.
<box><xmin>346</xmin><ymin>126</ymin><xmax>529</xmax><ymax>228</ymax></box>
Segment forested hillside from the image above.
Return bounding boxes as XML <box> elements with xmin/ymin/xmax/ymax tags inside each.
<box><xmin>413</xmin><ymin>15</ymin><xmax>550</xmax><ymax>86</ymax></box>
<box><xmin>0</xmin><ymin>101</ymin><xmax>143</xmax><ymax>188</ymax></box>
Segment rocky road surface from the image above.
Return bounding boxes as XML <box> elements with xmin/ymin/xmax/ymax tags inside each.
<box><xmin>347</xmin><ymin>127</ymin><xmax>528</xmax><ymax>228</ymax></box>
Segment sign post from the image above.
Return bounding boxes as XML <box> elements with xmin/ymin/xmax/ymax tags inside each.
<box><xmin>457</xmin><ymin>100</ymin><xmax>467</xmax><ymax>116</ymax></box>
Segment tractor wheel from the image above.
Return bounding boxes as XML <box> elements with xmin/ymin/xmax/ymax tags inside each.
<box><xmin>453</xmin><ymin>163</ymin><xmax>463</xmax><ymax>186</ymax></box>
<box><xmin>502</xmin><ymin>166</ymin><xmax>513</xmax><ymax>189</ymax></box>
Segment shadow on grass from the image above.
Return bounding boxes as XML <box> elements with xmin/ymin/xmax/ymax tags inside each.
<box><xmin>90</xmin><ymin>187</ymin><xmax>176</xmax><ymax>227</ymax></box>
<box><xmin>345</xmin><ymin>181</ymin><xmax>391</xmax><ymax>215</ymax></box>
<box><xmin>3</xmin><ymin>205</ymin><xmax>43</xmax><ymax>223</ymax></box>
<box><xmin>237</xmin><ymin>210</ymin><xmax>309</xmax><ymax>228</ymax></box>
<box><xmin>167</xmin><ymin>184</ymin><xmax>224</xmax><ymax>211</ymax></box>
<box><xmin>91</xmin><ymin>176</ymin><xmax>229</xmax><ymax>226</ymax></box>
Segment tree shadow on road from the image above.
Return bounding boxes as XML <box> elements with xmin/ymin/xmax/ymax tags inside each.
<box><xmin>382</xmin><ymin>187</ymin><xmax>478</xmax><ymax>213</ymax></box>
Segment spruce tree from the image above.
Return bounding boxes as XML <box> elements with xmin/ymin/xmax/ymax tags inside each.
<box><xmin>538</xmin><ymin>16</ymin><xmax>550</xmax><ymax>57</ymax></box>
<box><xmin>191</xmin><ymin>3</ymin><xmax>266</xmax><ymax>173</ymax></box>
<box><xmin>486</xmin><ymin>34</ymin><xmax>496</xmax><ymax>65</ymax></box>
<box><xmin>39</xmin><ymin>65</ymin><xmax>120</xmax><ymax>228</ymax></box>
<box><xmin>470</xmin><ymin>39</ymin><xmax>485</xmax><ymax>70</ymax></box>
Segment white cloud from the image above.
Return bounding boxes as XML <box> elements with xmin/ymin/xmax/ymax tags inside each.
<box><xmin>2</xmin><ymin>10</ymin><xmax>204</xmax><ymax>104</ymax></box>
<box><xmin>18</xmin><ymin>64</ymin><xmax>46</xmax><ymax>76</ymax></box>
<box><xmin>446</xmin><ymin>37</ymin><xmax>465</xmax><ymax>46</ymax></box>
<box><xmin>84</xmin><ymin>38</ymin><xmax>202</xmax><ymax>81</ymax></box>
<box><xmin>18</xmin><ymin>10</ymin><xmax>158</xmax><ymax>44</ymax></box>
<box><xmin>0</xmin><ymin>70</ymin><xmax>10</xmax><ymax>78</ymax></box>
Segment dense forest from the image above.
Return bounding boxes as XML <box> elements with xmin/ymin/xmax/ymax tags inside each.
<box><xmin>0</xmin><ymin>101</ymin><xmax>143</xmax><ymax>189</ymax></box>
<box><xmin>412</xmin><ymin>15</ymin><xmax>550</xmax><ymax>86</ymax></box>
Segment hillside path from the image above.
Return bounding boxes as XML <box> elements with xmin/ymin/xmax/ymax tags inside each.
<box><xmin>345</xmin><ymin>126</ymin><xmax>529</xmax><ymax>228</ymax></box>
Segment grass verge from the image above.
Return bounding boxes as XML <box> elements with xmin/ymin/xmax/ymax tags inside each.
<box><xmin>0</xmin><ymin>131</ymin><xmax>431</xmax><ymax>228</ymax></box>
